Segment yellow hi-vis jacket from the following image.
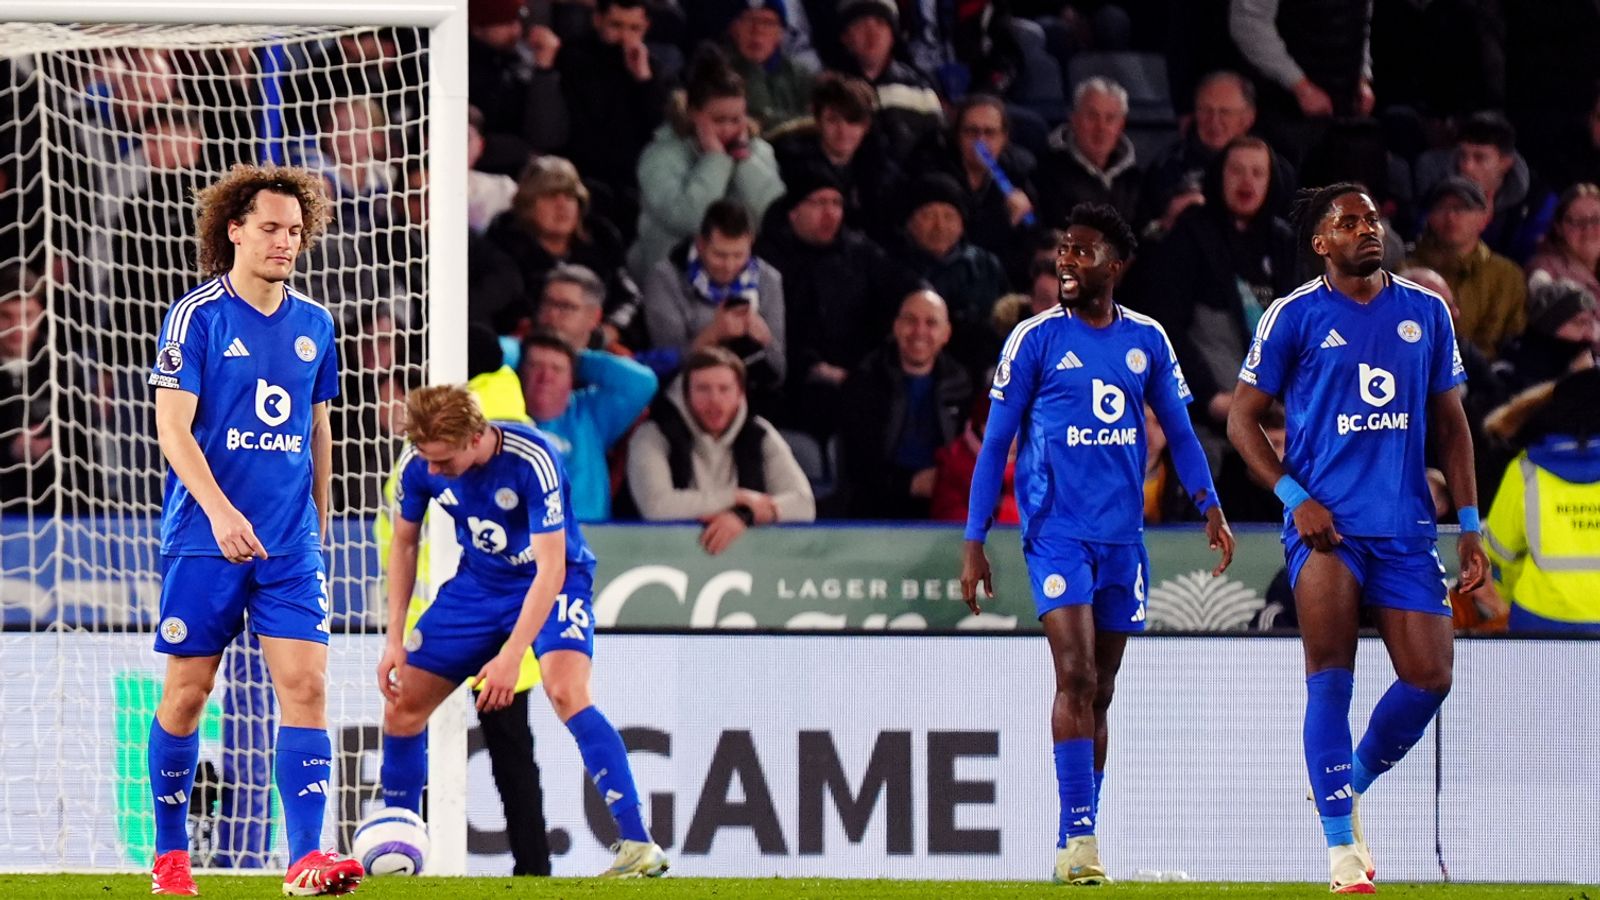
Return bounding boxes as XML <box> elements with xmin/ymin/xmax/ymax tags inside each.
<box><xmin>1484</xmin><ymin>451</ymin><xmax>1600</xmax><ymax>625</ymax></box>
<box><xmin>376</xmin><ymin>366</ymin><xmax>542</xmax><ymax>692</ymax></box>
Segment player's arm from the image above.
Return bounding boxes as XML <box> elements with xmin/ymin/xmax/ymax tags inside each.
<box><xmin>311</xmin><ymin>400</ymin><xmax>332</xmax><ymax>544</ymax></box>
<box><xmin>1228</xmin><ymin>381</ymin><xmax>1341</xmax><ymax>551</ymax></box>
<box><xmin>1148</xmin><ymin>380</ymin><xmax>1234</xmax><ymax>575</ymax></box>
<box><xmin>378</xmin><ymin>514</ymin><xmax>423</xmax><ymax>702</ymax></box>
<box><xmin>1429</xmin><ymin>387</ymin><xmax>1488</xmax><ymax>591</ymax></box>
<box><xmin>959</xmin><ymin>395</ymin><xmax>1025</xmax><ymax>614</ymax></box>
<box><xmin>154</xmin><ymin>388</ymin><xmax>266</xmax><ymax>562</ymax></box>
<box><xmin>474</xmin><ymin>529</ymin><xmax>565</xmax><ymax>713</ymax></box>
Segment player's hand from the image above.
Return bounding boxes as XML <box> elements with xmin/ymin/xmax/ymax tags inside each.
<box><xmin>472</xmin><ymin>649</ymin><xmax>520</xmax><ymax>712</ymax></box>
<box><xmin>211</xmin><ymin>506</ymin><xmax>268</xmax><ymax>563</ymax></box>
<box><xmin>377</xmin><ymin>640</ymin><xmax>407</xmax><ymax>703</ymax></box>
<box><xmin>700</xmin><ymin>510</ymin><xmax>747</xmax><ymax>555</ymax></box>
<box><xmin>1205</xmin><ymin>506</ymin><xmax>1236</xmax><ymax>576</ymax></box>
<box><xmin>959</xmin><ymin>539</ymin><xmax>993</xmax><ymax>615</ymax></box>
<box><xmin>1291</xmin><ymin>498</ymin><xmax>1342</xmax><ymax>552</ymax></box>
<box><xmin>1456</xmin><ymin>531</ymin><xmax>1488</xmax><ymax>593</ymax></box>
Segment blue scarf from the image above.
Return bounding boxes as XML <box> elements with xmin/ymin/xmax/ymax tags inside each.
<box><xmin>686</xmin><ymin>243</ymin><xmax>761</xmax><ymax>306</ymax></box>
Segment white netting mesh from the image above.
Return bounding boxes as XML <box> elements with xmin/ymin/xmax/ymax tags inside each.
<box><xmin>0</xmin><ymin>22</ymin><xmax>429</xmax><ymax>869</ymax></box>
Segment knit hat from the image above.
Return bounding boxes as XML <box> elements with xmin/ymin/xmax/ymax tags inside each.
<box><xmin>1426</xmin><ymin>175</ymin><xmax>1487</xmax><ymax>212</ymax></box>
<box><xmin>838</xmin><ymin>0</ymin><xmax>898</xmax><ymax>29</ymax></box>
<box><xmin>469</xmin><ymin>0</ymin><xmax>524</xmax><ymax>29</ymax></box>
<box><xmin>901</xmin><ymin>172</ymin><xmax>967</xmax><ymax>224</ymax></box>
<box><xmin>779</xmin><ymin>164</ymin><xmax>846</xmax><ymax>213</ymax></box>
<box><xmin>738</xmin><ymin>0</ymin><xmax>788</xmax><ymax>25</ymax></box>
<box><xmin>518</xmin><ymin>156</ymin><xmax>590</xmax><ymax>214</ymax></box>
<box><xmin>1526</xmin><ymin>273</ymin><xmax>1598</xmax><ymax>337</ymax></box>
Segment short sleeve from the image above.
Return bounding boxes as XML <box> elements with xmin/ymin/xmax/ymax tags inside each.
<box><xmin>1146</xmin><ymin>326</ymin><xmax>1193</xmax><ymax>409</ymax></box>
<box><xmin>1429</xmin><ymin>297</ymin><xmax>1467</xmax><ymax>395</ymax></box>
<box><xmin>395</xmin><ymin>448</ymin><xmax>431</xmax><ymax>523</ymax></box>
<box><xmin>148</xmin><ymin>303</ymin><xmax>210</xmax><ymax>394</ymax></box>
<box><xmin>314</xmin><ymin>321</ymin><xmax>340</xmax><ymax>404</ymax></box>
<box><xmin>990</xmin><ymin>317</ymin><xmax>1043</xmax><ymax>407</ymax></box>
<box><xmin>1239</xmin><ymin>297</ymin><xmax>1297</xmax><ymax>397</ymax></box>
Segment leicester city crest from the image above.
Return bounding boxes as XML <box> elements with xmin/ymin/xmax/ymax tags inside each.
<box><xmin>295</xmin><ymin>335</ymin><xmax>317</xmax><ymax>361</ymax></box>
<box><xmin>1043</xmin><ymin>574</ymin><xmax>1067</xmax><ymax>598</ymax></box>
<box><xmin>159</xmin><ymin>617</ymin><xmax>188</xmax><ymax>644</ymax></box>
<box><xmin>1397</xmin><ymin>320</ymin><xmax>1422</xmax><ymax>343</ymax></box>
<box><xmin>1125</xmin><ymin>348</ymin><xmax>1148</xmax><ymax>374</ymax></box>
<box><xmin>495</xmin><ymin>487</ymin><xmax>519</xmax><ymax>510</ymax></box>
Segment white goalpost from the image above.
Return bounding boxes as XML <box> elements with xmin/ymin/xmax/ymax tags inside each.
<box><xmin>0</xmin><ymin>0</ymin><xmax>469</xmax><ymax>874</ymax></box>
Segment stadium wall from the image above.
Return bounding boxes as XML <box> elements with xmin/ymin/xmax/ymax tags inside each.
<box><xmin>0</xmin><ymin>632</ymin><xmax>1592</xmax><ymax>881</ymax></box>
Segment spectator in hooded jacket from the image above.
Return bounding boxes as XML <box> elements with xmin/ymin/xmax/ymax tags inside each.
<box><xmin>1036</xmin><ymin>77</ymin><xmax>1141</xmax><ymax>229</ymax></box>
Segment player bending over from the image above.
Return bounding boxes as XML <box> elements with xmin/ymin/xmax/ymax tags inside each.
<box><xmin>1227</xmin><ymin>183</ymin><xmax>1487</xmax><ymax>893</ymax></box>
<box><xmin>376</xmin><ymin>385</ymin><xmax>668</xmax><ymax>878</ymax></box>
<box><xmin>961</xmin><ymin>203</ymin><xmax>1235</xmax><ymax>885</ymax></box>
<box><xmin>146</xmin><ymin>165</ymin><xmax>363</xmax><ymax>896</ymax></box>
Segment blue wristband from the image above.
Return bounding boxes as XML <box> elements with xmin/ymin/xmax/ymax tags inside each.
<box><xmin>1274</xmin><ymin>475</ymin><xmax>1311</xmax><ymax>512</ymax></box>
<box><xmin>1457</xmin><ymin>505</ymin><xmax>1480</xmax><ymax>534</ymax></box>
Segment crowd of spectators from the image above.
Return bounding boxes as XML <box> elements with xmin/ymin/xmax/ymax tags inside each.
<box><xmin>3</xmin><ymin>1</ymin><xmax>1600</xmax><ymax>582</ymax></box>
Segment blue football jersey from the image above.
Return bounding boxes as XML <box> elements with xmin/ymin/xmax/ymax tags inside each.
<box><xmin>988</xmin><ymin>305</ymin><xmax>1193</xmax><ymax>543</ymax></box>
<box><xmin>148</xmin><ymin>276</ymin><xmax>339</xmax><ymax>556</ymax></box>
<box><xmin>1239</xmin><ymin>273</ymin><xmax>1465</xmax><ymax>538</ymax></box>
<box><xmin>395</xmin><ymin>421</ymin><xmax>598</xmax><ymax>593</ymax></box>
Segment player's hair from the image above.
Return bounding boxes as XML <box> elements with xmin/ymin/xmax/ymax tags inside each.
<box><xmin>520</xmin><ymin>329</ymin><xmax>578</xmax><ymax>371</ymax></box>
<box><xmin>1290</xmin><ymin>181</ymin><xmax>1369</xmax><ymax>255</ymax></box>
<box><xmin>699</xmin><ymin>198</ymin><xmax>754</xmax><ymax>239</ymax></box>
<box><xmin>404</xmin><ymin>384</ymin><xmax>488</xmax><ymax>448</ymax></box>
<box><xmin>1456</xmin><ymin>110</ymin><xmax>1516</xmax><ymax>155</ymax></box>
<box><xmin>683</xmin><ymin>346</ymin><xmax>747</xmax><ymax>391</ymax></box>
<box><xmin>1066</xmin><ymin>202</ymin><xmax>1136</xmax><ymax>260</ymax></box>
<box><xmin>194</xmin><ymin>164</ymin><xmax>330</xmax><ymax>276</ymax></box>
<box><xmin>810</xmin><ymin>72</ymin><xmax>875</xmax><ymax>123</ymax></box>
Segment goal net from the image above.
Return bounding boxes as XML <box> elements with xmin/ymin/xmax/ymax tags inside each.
<box><xmin>0</xmin><ymin>20</ymin><xmax>443</xmax><ymax>871</ymax></box>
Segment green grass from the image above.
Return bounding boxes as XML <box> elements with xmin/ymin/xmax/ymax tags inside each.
<box><xmin>1</xmin><ymin>875</ymin><xmax>1592</xmax><ymax>899</ymax></box>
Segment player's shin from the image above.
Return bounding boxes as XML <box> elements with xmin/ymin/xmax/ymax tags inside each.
<box><xmin>566</xmin><ymin>705</ymin><xmax>648</xmax><ymax>842</ymax></box>
<box><xmin>1305</xmin><ymin>668</ymin><xmax>1356</xmax><ymax>846</ymax></box>
<box><xmin>1053</xmin><ymin>739</ymin><xmax>1096</xmax><ymax>846</ymax></box>
<box><xmin>380</xmin><ymin>731</ymin><xmax>428</xmax><ymax>814</ymax></box>
<box><xmin>275</xmin><ymin>726</ymin><xmax>332</xmax><ymax>860</ymax></box>
<box><xmin>149</xmin><ymin>718</ymin><xmax>201</xmax><ymax>854</ymax></box>
<box><xmin>1353</xmin><ymin>679</ymin><xmax>1447</xmax><ymax>793</ymax></box>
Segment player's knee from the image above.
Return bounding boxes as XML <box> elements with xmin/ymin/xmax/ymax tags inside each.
<box><xmin>271</xmin><ymin>667</ymin><xmax>327</xmax><ymax>713</ymax></box>
<box><xmin>384</xmin><ymin>703</ymin><xmax>428</xmax><ymax>737</ymax></box>
<box><xmin>159</xmin><ymin>680</ymin><xmax>213</xmax><ymax>726</ymax></box>
<box><xmin>1054</xmin><ymin>662</ymin><xmax>1097</xmax><ymax>702</ymax></box>
<box><xmin>1408</xmin><ymin>670</ymin><xmax>1452</xmax><ymax>697</ymax></box>
<box><xmin>1092</xmin><ymin>676</ymin><xmax>1116</xmax><ymax>713</ymax></box>
<box><xmin>544</xmin><ymin>681</ymin><xmax>591</xmax><ymax>721</ymax></box>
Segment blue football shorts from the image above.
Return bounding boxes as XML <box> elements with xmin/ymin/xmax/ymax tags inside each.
<box><xmin>1284</xmin><ymin>533</ymin><xmax>1451</xmax><ymax>616</ymax></box>
<box><xmin>154</xmin><ymin>552</ymin><xmax>330</xmax><ymax>655</ymax></box>
<box><xmin>404</xmin><ymin>568</ymin><xmax>597</xmax><ymax>684</ymax></box>
<box><xmin>1020</xmin><ymin>533</ymin><xmax>1150</xmax><ymax>632</ymax></box>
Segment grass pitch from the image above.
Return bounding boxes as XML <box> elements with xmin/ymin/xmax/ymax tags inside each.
<box><xmin>0</xmin><ymin>875</ymin><xmax>1590</xmax><ymax>899</ymax></box>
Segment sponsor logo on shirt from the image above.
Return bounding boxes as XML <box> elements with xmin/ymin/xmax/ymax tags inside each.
<box><xmin>1358</xmin><ymin>363</ymin><xmax>1396</xmax><ymax>408</ymax></box>
<box><xmin>1092</xmin><ymin>378</ymin><xmax>1126</xmax><ymax>424</ymax></box>
<box><xmin>542</xmin><ymin>490</ymin><xmax>564</xmax><ymax>528</ymax></box>
<box><xmin>1337</xmin><ymin>363</ymin><xmax>1409</xmax><ymax>435</ymax></box>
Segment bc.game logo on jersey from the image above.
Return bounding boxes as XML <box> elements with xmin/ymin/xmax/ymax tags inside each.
<box><xmin>1338</xmin><ymin>363</ymin><xmax>1409</xmax><ymax>435</ymax></box>
<box><xmin>1066</xmin><ymin>379</ymin><xmax>1138</xmax><ymax>446</ymax></box>
<box><xmin>226</xmin><ymin>379</ymin><xmax>304</xmax><ymax>452</ymax></box>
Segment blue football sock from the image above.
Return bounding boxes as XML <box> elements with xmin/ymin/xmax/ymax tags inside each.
<box><xmin>149</xmin><ymin>718</ymin><xmax>200</xmax><ymax>855</ymax></box>
<box><xmin>1093</xmin><ymin>769</ymin><xmax>1105</xmax><ymax>820</ymax></box>
<box><xmin>1353</xmin><ymin>679</ymin><xmax>1447</xmax><ymax>794</ymax></box>
<box><xmin>566</xmin><ymin>706</ymin><xmax>647</xmax><ymax>842</ymax></box>
<box><xmin>380</xmin><ymin>731</ymin><xmax>427</xmax><ymax>814</ymax></box>
<box><xmin>1053</xmin><ymin>739</ymin><xmax>1095</xmax><ymax>847</ymax></box>
<box><xmin>1304</xmin><ymin>668</ymin><xmax>1355</xmax><ymax>847</ymax></box>
<box><xmin>275</xmin><ymin>726</ymin><xmax>331</xmax><ymax>861</ymax></box>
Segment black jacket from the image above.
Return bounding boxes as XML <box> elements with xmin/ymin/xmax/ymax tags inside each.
<box><xmin>839</xmin><ymin>345</ymin><xmax>973</xmax><ymax>518</ymax></box>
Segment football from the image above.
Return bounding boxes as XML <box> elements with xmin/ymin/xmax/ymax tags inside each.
<box><xmin>351</xmin><ymin>806</ymin><xmax>430</xmax><ymax>875</ymax></box>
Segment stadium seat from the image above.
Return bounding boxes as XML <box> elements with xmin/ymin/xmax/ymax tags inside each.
<box><xmin>1008</xmin><ymin>17</ymin><xmax>1068</xmax><ymax>125</ymax></box>
<box><xmin>779</xmin><ymin>429</ymin><xmax>838</xmax><ymax>503</ymax></box>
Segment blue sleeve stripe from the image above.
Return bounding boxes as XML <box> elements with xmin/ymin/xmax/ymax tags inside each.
<box><xmin>501</xmin><ymin>433</ymin><xmax>559</xmax><ymax>493</ymax></box>
<box><xmin>162</xmin><ymin>280</ymin><xmax>224</xmax><ymax>344</ymax></box>
<box><xmin>1254</xmin><ymin>277</ymin><xmax>1322</xmax><ymax>341</ymax></box>
<box><xmin>999</xmin><ymin>306</ymin><xmax>1063</xmax><ymax>361</ymax></box>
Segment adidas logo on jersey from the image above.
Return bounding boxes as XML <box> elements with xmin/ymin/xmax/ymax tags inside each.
<box><xmin>1072</xmin><ymin>816</ymin><xmax>1094</xmax><ymax>828</ymax></box>
<box><xmin>1056</xmin><ymin>351</ymin><xmax>1084</xmax><ymax>370</ymax></box>
<box><xmin>1325</xmin><ymin>784</ymin><xmax>1354</xmax><ymax>802</ymax></box>
<box><xmin>156</xmin><ymin>790</ymin><xmax>187</xmax><ymax>806</ymax></box>
<box><xmin>437</xmin><ymin>488</ymin><xmax>460</xmax><ymax>506</ymax></box>
<box><xmin>223</xmin><ymin>338</ymin><xmax>250</xmax><ymax>357</ymax></box>
<box><xmin>561</xmin><ymin>623</ymin><xmax>584</xmax><ymax>641</ymax></box>
<box><xmin>1319</xmin><ymin>329</ymin><xmax>1348</xmax><ymax>349</ymax></box>
<box><xmin>297</xmin><ymin>780</ymin><xmax>329</xmax><ymax>798</ymax></box>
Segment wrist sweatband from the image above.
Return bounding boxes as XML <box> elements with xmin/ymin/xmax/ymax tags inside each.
<box><xmin>1274</xmin><ymin>475</ymin><xmax>1311</xmax><ymax>512</ymax></box>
